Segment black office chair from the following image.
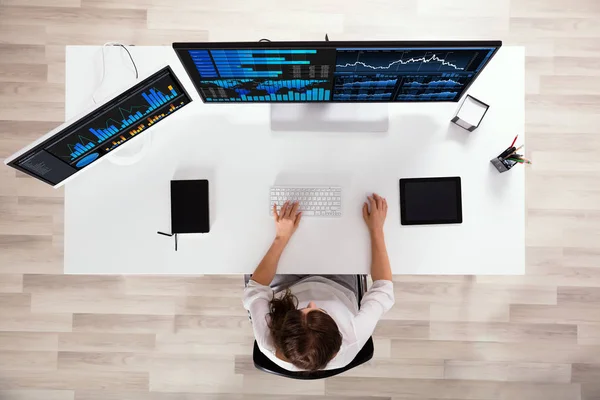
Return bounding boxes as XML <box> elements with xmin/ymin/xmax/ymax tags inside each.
<box><xmin>244</xmin><ymin>275</ymin><xmax>374</xmax><ymax>380</ymax></box>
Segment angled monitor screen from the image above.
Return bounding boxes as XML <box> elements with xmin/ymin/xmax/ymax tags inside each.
<box><xmin>5</xmin><ymin>66</ymin><xmax>192</xmax><ymax>187</ymax></box>
<box><xmin>173</xmin><ymin>41</ymin><xmax>501</xmax><ymax>103</ymax></box>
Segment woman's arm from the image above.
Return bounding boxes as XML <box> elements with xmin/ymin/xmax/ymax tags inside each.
<box><xmin>250</xmin><ymin>201</ymin><xmax>303</xmax><ymax>286</ymax></box>
<box><xmin>354</xmin><ymin>193</ymin><xmax>394</xmax><ymax>349</ymax></box>
<box><xmin>362</xmin><ymin>193</ymin><xmax>392</xmax><ymax>281</ymax></box>
<box><xmin>251</xmin><ymin>237</ymin><xmax>289</xmax><ymax>286</ymax></box>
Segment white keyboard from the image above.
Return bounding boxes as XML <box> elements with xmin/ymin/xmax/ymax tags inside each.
<box><xmin>270</xmin><ymin>186</ymin><xmax>342</xmax><ymax>217</ymax></box>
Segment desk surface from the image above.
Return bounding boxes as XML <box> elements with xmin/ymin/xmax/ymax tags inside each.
<box><xmin>64</xmin><ymin>45</ymin><xmax>524</xmax><ymax>275</ymax></box>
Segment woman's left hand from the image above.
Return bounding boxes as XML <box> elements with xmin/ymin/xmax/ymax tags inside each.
<box><xmin>273</xmin><ymin>201</ymin><xmax>302</xmax><ymax>242</ymax></box>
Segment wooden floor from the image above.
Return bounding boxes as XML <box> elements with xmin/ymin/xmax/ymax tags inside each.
<box><xmin>1</xmin><ymin>0</ymin><xmax>600</xmax><ymax>399</ymax></box>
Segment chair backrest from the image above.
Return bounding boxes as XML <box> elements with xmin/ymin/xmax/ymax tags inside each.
<box><xmin>252</xmin><ymin>336</ymin><xmax>374</xmax><ymax>380</ymax></box>
<box><xmin>251</xmin><ymin>274</ymin><xmax>374</xmax><ymax>379</ymax></box>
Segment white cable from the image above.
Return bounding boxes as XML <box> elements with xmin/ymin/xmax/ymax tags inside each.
<box><xmin>91</xmin><ymin>42</ymin><xmax>137</xmax><ymax>104</ymax></box>
<box><xmin>89</xmin><ymin>42</ymin><xmax>151</xmax><ymax>165</ymax></box>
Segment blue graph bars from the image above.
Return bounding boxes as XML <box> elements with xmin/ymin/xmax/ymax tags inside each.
<box><xmin>141</xmin><ymin>88</ymin><xmax>175</xmax><ymax>111</ymax></box>
<box><xmin>85</xmin><ymin>86</ymin><xmax>180</xmax><ymax>148</ymax></box>
<box><xmin>207</xmin><ymin>49</ymin><xmax>317</xmax><ymax>78</ymax></box>
<box><xmin>88</xmin><ymin>126</ymin><xmax>119</xmax><ymax>142</ymax></box>
<box><xmin>70</xmin><ymin>141</ymin><xmax>95</xmax><ymax>159</ymax></box>
<box><xmin>202</xmin><ymin>78</ymin><xmax>330</xmax><ymax>102</ymax></box>
<box><xmin>189</xmin><ymin>50</ymin><xmax>218</xmax><ymax>78</ymax></box>
<box><xmin>205</xmin><ymin>88</ymin><xmax>330</xmax><ymax>102</ymax></box>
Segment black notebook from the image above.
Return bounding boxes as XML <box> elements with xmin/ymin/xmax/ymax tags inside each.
<box><xmin>171</xmin><ymin>180</ymin><xmax>210</xmax><ymax>234</ymax></box>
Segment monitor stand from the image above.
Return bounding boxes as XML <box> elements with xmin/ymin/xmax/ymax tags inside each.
<box><xmin>270</xmin><ymin>103</ymin><xmax>389</xmax><ymax>132</ymax></box>
<box><xmin>106</xmin><ymin>132</ymin><xmax>152</xmax><ymax>166</ymax></box>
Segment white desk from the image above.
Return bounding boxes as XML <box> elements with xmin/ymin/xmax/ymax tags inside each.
<box><xmin>64</xmin><ymin>46</ymin><xmax>524</xmax><ymax>275</ymax></box>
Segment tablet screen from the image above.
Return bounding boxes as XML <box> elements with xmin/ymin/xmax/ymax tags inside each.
<box><xmin>400</xmin><ymin>177</ymin><xmax>462</xmax><ymax>225</ymax></box>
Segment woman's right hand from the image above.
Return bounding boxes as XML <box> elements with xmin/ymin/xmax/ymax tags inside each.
<box><xmin>362</xmin><ymin>193</ymin><xmax>388</xmax><ymax>235</ymax></box>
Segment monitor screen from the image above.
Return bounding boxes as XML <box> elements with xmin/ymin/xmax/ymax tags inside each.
<box><xmin>5</xmin><ymin>66</ymin><xmax>192</xmax><ymax>186</ymax></box>
<box><xmin>173</xmin><ymin>41</ymin><xmax>501</xmax><ymax>103</ymax></box>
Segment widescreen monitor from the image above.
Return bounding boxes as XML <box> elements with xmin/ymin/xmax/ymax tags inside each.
<box><xmin>173</xmin><ymin>41</ymin><xmax>501</xmax><ymax>103</ymax></box>
<box><xmin>5</xmin><ymin>66</ymin><xmax>192</xmax><ymax>187</ymax></box>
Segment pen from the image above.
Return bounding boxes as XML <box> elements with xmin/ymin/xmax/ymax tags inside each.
<box><xmin>508</xmin><ymin>145</ymin><xmax>523</xmax><ymax>156</ymax></box>
<box><xmin>507</xmin><ymin>157</ymin><xmax>532</xmax><ymax>164</ymax></box>
<box><xmin>511</xmin><ymin>154</ymin><xmax>531</xmax><ymax>163</ymax></box>
<box><xmin>500</xmin><ymin>147</ymin><xmax>516</xmax><ymax>159</ymax></box>
<box><xmin>519</xmin><ymin>157</ymin><xmax>532</xmax><ymax>164</ymax></box>
<box><xmin>510</xmin><ymin>135</ymin><xmax>518</xmax><ymax>148</ymax></box>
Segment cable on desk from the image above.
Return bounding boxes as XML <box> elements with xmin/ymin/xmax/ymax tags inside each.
<box><xmin>92</xmin><ymin>42</ymin><xmax>139</xmax><ymax>104</ymax></box>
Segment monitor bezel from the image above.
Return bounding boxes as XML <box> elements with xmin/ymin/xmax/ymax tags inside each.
<box><xmin>5</xmin><ymin>65</ymin><xmax>193</xmax><ymax>188</ymax></box>
<box><xmin>172</xmin><ymin>40</ymin><xmax>502</xmax><ymax>104</ymax></box>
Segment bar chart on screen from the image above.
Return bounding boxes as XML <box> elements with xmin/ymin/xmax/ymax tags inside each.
<box><xmin>190</xmin><ymin>48</ymin><xmax>334</xmax><ymax>79</ymax></box>
<box><xmin>200</xmin><ymin>78</ymin><xmax>331</xmax><ymax>102</ymax></box>
<box><xmin>104</xmin><ymin>102</ymin><xmax>187</xmax><ymax>152</ymax></box>
<box><xmin>66</xmin><ymin>135</ymin><xmax>97</xmax><ymax>159</ymax></box>
<box><xmin>46</xmin><ymin>74</ymin><xmax>192</xmax><ymax>167</ymax></box>
<box><xmin>91</xmin><ymin>85</ymin><xmax>180</xmax><ymax>144</ymax></box>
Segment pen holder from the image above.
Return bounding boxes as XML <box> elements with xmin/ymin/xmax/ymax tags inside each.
<box><xmin>490</xmin><ymin>147</ymin><xmax>518</xmax><ymax>173</ymax></box>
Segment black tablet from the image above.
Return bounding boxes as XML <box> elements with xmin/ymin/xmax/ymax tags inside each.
<box><xmin>399</xmin><ymin>177</ymin><xmax>462</xmax><ymax>225</ymax></box>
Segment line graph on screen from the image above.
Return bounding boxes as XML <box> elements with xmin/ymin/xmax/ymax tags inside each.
<box><xmin>337</xmin><ymin>54</ymin><xmax>463</xmax><ymax>71</ymax></box>
<box><xmin>335</xmin><ymin>49</ymin><xmax>481</xmax><ymax>73</ymax></box>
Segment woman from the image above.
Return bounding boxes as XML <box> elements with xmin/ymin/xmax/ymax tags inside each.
<box><xmin>243</xmin><ymin>193</ymin><xmax>394</xmax><ymax>372</ymax></box>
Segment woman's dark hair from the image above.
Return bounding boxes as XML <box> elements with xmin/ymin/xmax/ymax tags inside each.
<box><xmin>267</xmin><ymin>289</ymin><xmax>342</xmax><ymax>371</ymax></box>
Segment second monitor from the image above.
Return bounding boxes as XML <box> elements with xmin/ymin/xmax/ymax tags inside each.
<box><xmin>173</xmin><ymin>40</ymin><xmax>501</xmax><ymax>103</ymax></box>
<box><xmin>4</xmin><ymin>66</ymin><xmax>192</xmax><ymax>187</ymax></box>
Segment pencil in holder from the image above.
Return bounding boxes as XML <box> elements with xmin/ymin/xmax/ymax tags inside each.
<box><xmin>491</xmin><ymin>147</ymin><xmax>518</xmax><ymax>173</ymax></box>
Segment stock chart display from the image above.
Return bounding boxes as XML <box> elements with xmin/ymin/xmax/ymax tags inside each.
<box><xmin>189</xmin><ymin>48</ymin><xmax>334</xmax><ymax>102</ymax></box>
<box><xmin>333</xmin><ymin>74</ymin><xmax>398</xmax><ymax>101</ymax></box>
<box><xmin>11</xmin><ymin>67</ymin><xmax>192</xmax><ymax>186</ymax></box>
<box><xmin>333</xmin><ymin>48</ymin><xmax>495</xmax><ymax>102</ymax></box>
<box><xmin>46</xmin><ymin>70</ymin><xmax>191</xmax><ymax>168</ymax></box>
<box><xmin>182</xmin><ymin>46</ymin><xmax>497</xmax><ymax>103</ymax></box>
